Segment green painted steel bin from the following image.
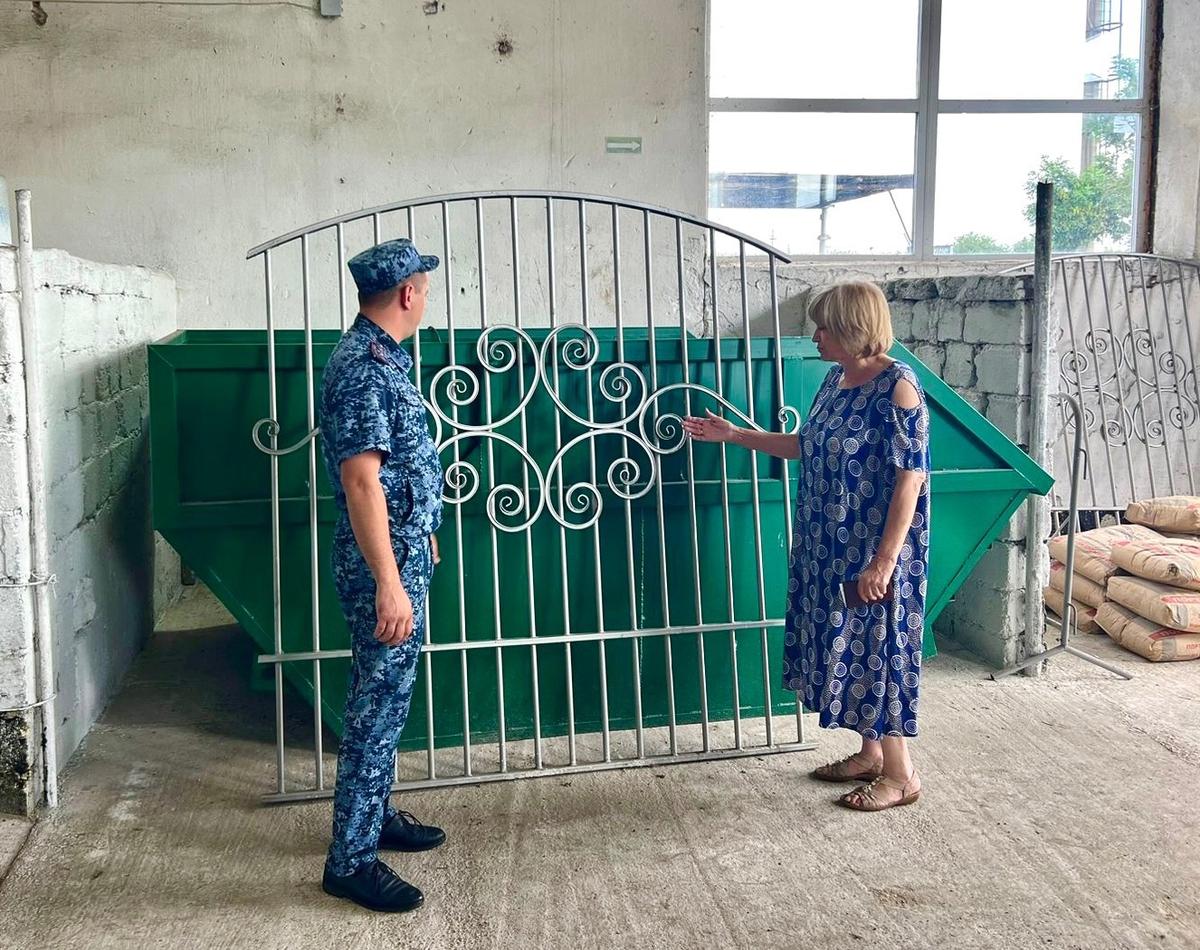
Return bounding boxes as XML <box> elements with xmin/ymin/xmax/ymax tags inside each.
<box><xmin>149</xmin><ymin>328</ymin><xmax>1051</xmax><ymax>748</ymax></box>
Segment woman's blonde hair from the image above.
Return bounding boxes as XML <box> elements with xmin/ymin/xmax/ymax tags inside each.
<box><xmin>808</xmin><ymin>281</ymin><xmax>895</xmax><ymax>358</ymax></box>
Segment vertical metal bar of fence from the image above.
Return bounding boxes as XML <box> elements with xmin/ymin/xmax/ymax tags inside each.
<box><xmin>337</xmin><ymin>223</ymin><xmax>349</xmax><ymax>333</ymax></box>
<box><xmin>407</xmin><ymin>206</ymin><xmax>437</xmax><ymax>783</ymax></box>
<box><xmin>676</xmin><ymin>219</ymin><xmax>711</xmax><ymax>751</ymax></box>
<box><xmin>578</xmin><ymin>201</ymin><xmax>613</xmax><ymax>762</ymax></box>
<box><xmin>513</xmin><ymin>198</ymin><xmax>544</xmax><ymax>769</ymax></box>
<box><xmin>737</xmin><ymin>242</ymin><xmax>767</xmax><ymax>742</ymax></box>
<box><xmin>644</xmin><ymin>211</ymin><xmax>678</xmax><ymax>754</ymax></box>
<box><xmin>477</xmin><ymin>198</ymin><xmax>509</xmax><ymax>774</ymax></box>
<box><xmin>300</xmin><ymin>235</ymin><xmax>325</xmax><ymax>788</ymax></box>
<box><xmin>547</xmin><ymin>199</ymin><xmax>578</xmax><ymax>765</ymax></box>
<box><xmin>707</xmin><ymin>229</ymin><xmax>741</xmax><ymax>750</ymax></box>
<box><xmin>264</xmin><ymin>250</ymin><xmax>287</xmax><ymax>795</ymax></box>
<box><xmin>613</xmin><ymin>205</ymin><xmax>645</xmax><ymax>759</ymax></box>
<box><xmin>443</xmin><ymin>203</ymin><xmax>473</xmax><ymax>777</ymax></box>
<box><xmin>767</xmin><ymin>253</ymin><xmax>792</xmax><ymax>745</ymax></box>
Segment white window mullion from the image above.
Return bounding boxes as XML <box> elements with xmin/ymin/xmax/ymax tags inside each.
<box><xmin>913</xmin><ymin>0</ymin><xmax>943</xmax><ymax>259</ymax></box>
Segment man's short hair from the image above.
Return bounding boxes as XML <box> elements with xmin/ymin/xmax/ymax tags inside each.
<box><xmin>357</xmin><ymin>284</ymin><xmax>400</xmax><ymax>309</ymax></box>
<box><xmin>357</xmin><ymin>271</ymin><xmax>427</xmax><ymax>309</ymax></box>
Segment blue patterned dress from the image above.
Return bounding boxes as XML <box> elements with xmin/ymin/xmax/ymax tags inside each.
<box><xmin>782</xmin><ymin>361</ymin><xmax>931</xmax><ymax>739</ymax></box>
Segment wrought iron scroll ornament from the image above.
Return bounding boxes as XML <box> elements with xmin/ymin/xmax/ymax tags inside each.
<box><xmin>251</xmin><ymin>418</ymin><xmax>321</xmax><ymax>457</ymax></box>
<box><xmin>251</xmin><ymin>322</ymin><xmax>801</xmax><ymax>532</ymax></box>
<box><xmin>1058</xmin><ymin>325</ymin><xmax>1200</xmax><ymax>449</ymax></box>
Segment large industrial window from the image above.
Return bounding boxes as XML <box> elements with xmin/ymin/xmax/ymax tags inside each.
<box><xmin>707</xmin><ymin>0</ymin><xmax>1152</xmax><ymax>257</ymax></box>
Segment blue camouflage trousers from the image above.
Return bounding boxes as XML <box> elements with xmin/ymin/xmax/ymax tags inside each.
<box><xmin>326</xmin><ymin>535</ymin><xmax>433</xmax><ymax>876</ymax></box>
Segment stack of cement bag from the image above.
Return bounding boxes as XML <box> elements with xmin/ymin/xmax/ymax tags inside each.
<box><xmin>1044</xmin><ymin>496</ymin><xmax>1200</xmax><ymax>662</ymax></box>
<box><xmin>1100</xmin><ymin>497</ymin><xmax>1200</xmax><ymax>661</ymax></box>
<box><xmin>1041</xmin><ymin>496</ymin><xmax>1200</xmax><ymax>662</ymax></box>
<box><xmin>1045</xmin><ymin>523</ymin><xmax>1159</xmax><ymax>635</ymax></box>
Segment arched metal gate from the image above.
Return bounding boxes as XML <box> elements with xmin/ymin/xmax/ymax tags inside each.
<box><xmin>246</xmin><ymin>193</ymin><xmax>814</xmax><ymax>803</ymax></box>
<box><xmin>1008</xmin><ymin>254</ymin><xmax>1200</xmax><ymax>524</ymax></box>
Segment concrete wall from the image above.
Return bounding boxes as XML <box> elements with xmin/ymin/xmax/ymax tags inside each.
<box><xmin>1154</xmin><ymin>0</ymin><xmax>1200</xmax><ymax>257</ymax></box>
<box><xmin>0</xmin><ymin>0</ymin><xmax>707</xmax><ymax>330</ymax></box>
<box><xmin>0</xmin><ymin>245</ymin><xmax>178</xmax><ymax>814</ymax></box>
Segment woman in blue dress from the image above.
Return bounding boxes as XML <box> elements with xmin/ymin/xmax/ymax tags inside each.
<box><xmin>682</xmin><ymin>281</ymin><xmax>930</xmax><ymax>811</ymax></box>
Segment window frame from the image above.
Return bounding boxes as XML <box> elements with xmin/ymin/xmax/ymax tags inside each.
<box><xmin>705</xmin><ymin>0</ymin><xmax>1160</xmax><ymax>260</ymax></box>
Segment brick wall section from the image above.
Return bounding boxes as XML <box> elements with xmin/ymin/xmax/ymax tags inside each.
<box><xmin>0</xmin><ymin>246</ymin><xmax>178</xmax><ymax>813</ymax></box>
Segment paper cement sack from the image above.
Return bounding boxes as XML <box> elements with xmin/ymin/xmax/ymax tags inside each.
<box><xmin>1042</xmin><ymin>585</ymin><xmax>1100</xmax><ymax>634</ymax></box>
<box><xmin>1095</xmin><ymin>602</ymin><xmax>1200</xmax><ymax>662</ymax></box>
<box><xmin>1107</xmin><ymin>575</ymin><xmax>1200</xmax><ymax>633</ymax></box>
<box><xmin>1046</xmin><ymin>523</ymin><xmax>1161</xmax><ymax>584</ymax></box>
<box><xmin>1110</xmin><ymin>536</ymin><xmax>1200</xmax><ymax>591</ymax></box>
<box><xmin>1124</xmin><ymin>496</ymin><xmax>1200</xmax><ymax>535</ymax></box>
<box><xmin>1048</xmin><ymin>560</ymin><xmax>1107</xmax><ymax>609</ymax></box>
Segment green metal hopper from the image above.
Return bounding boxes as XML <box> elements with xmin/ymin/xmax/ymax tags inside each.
<box><xmin>148</xmin><ymin>328</ymin><xmax>1051</xmax><ymax>750</ymax></box>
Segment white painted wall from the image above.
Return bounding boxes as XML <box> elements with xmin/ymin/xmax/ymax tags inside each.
<box><xmin>0</xmin><ymin>0</ymin><xmax>706</xmax><ymax>329</ymax></box>
<box><xmin>0</xmin><ymin>247</ymin><xmax>39</xmax><ymax>813</ymax></box>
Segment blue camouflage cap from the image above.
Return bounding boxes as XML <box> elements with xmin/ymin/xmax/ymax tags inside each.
<box><xmin>347</xmin><ymin>238</ymin><xmax>440</xmax><ymax>296</ymax></box>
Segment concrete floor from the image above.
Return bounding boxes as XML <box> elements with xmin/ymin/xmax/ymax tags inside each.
<box><xmin>0</xmin><ymin>587</ymin><xmax>1197</xmax><ymax>950</ymax></box>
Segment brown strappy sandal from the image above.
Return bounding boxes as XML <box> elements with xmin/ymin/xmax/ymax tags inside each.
<box><xmin>837</xmin><ymin>772</ymin><xmax>922</xmax><ymax>811</ymax></box>
<box><xmin>810</xmin><ymin>753</ymin><xmax>884</xmax><ymax>784</ymax></box>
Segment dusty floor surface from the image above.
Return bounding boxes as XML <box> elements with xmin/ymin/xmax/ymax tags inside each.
<box><xmin>0</xmin><ymin>586</ymin><xmax>1196</xmax><ymax>950</ymax></box>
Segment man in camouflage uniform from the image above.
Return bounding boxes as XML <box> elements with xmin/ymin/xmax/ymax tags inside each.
<box><xmin>319</xmin><ymin>239</ymin><xmax>446</xmax><ymax>913</ymax></box>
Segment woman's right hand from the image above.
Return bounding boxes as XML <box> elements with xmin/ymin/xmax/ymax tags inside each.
<box><xmin>681</xmin><ymin>409</ymin><xmax>738</xmax><ymax>443</ymax></box>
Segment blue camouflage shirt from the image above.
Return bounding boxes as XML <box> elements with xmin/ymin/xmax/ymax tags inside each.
<box><xmin>320</xmin><ymin>315</ymin><xmax>444</xmax><ymax>558</ymax></box>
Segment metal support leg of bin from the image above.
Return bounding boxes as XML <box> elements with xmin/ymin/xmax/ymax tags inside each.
<box><xmin>993</xmin><ymin>393</ymin><xmax>1132</xmax><ymax>681</ymax></box>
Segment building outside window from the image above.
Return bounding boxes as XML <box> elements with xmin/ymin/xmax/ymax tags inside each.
<box><xmin>708</xmin><ymin>0</ymin><xmax>1151</xmax><ymax>257</ymax></box>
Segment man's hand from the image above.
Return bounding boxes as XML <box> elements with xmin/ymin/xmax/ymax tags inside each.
<box><xmin>431</xmin><ymin>533</ymin><xmax>441</xmax><ymax>565</ymax></box>
<box><xmin>375</xmin><ymin>576</ymin><xmax>414</xmax><ymax>645</ymax></box>
<box><xmin>857</xmin><ymin>556</ymin><xmax>896</xmax><ymax>605</ymax></box>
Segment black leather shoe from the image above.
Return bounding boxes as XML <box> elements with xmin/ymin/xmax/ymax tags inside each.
<box><xmin>379</xmin><ymin>810</ymin><xmax>447</xmax><ymax>853</ymax></box>
<box><xmin>321</xmin><ymin>860</ymin><xmax>424</xmax><ymax>913</ymax></box>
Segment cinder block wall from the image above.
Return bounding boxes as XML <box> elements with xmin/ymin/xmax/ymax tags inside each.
<box><xmin>883</xmin><ymin>277</ymin><xmax>1044</xmax><ymax>669</ymax></box>
<box><xmin>0</xmin><ymin>245</ymin><xmax>178</xmax><ymax>813</ymax></box>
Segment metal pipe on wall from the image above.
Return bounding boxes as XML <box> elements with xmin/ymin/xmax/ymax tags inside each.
<box><xmin>15</xmin><ymin>189</ymin><xmax>59</xmax><ymax>807</ymax></box>
<box><xmin>1022</xmin><ymin>181</ymin><xmax>1054</xmax><ymax>673</ymax></box>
